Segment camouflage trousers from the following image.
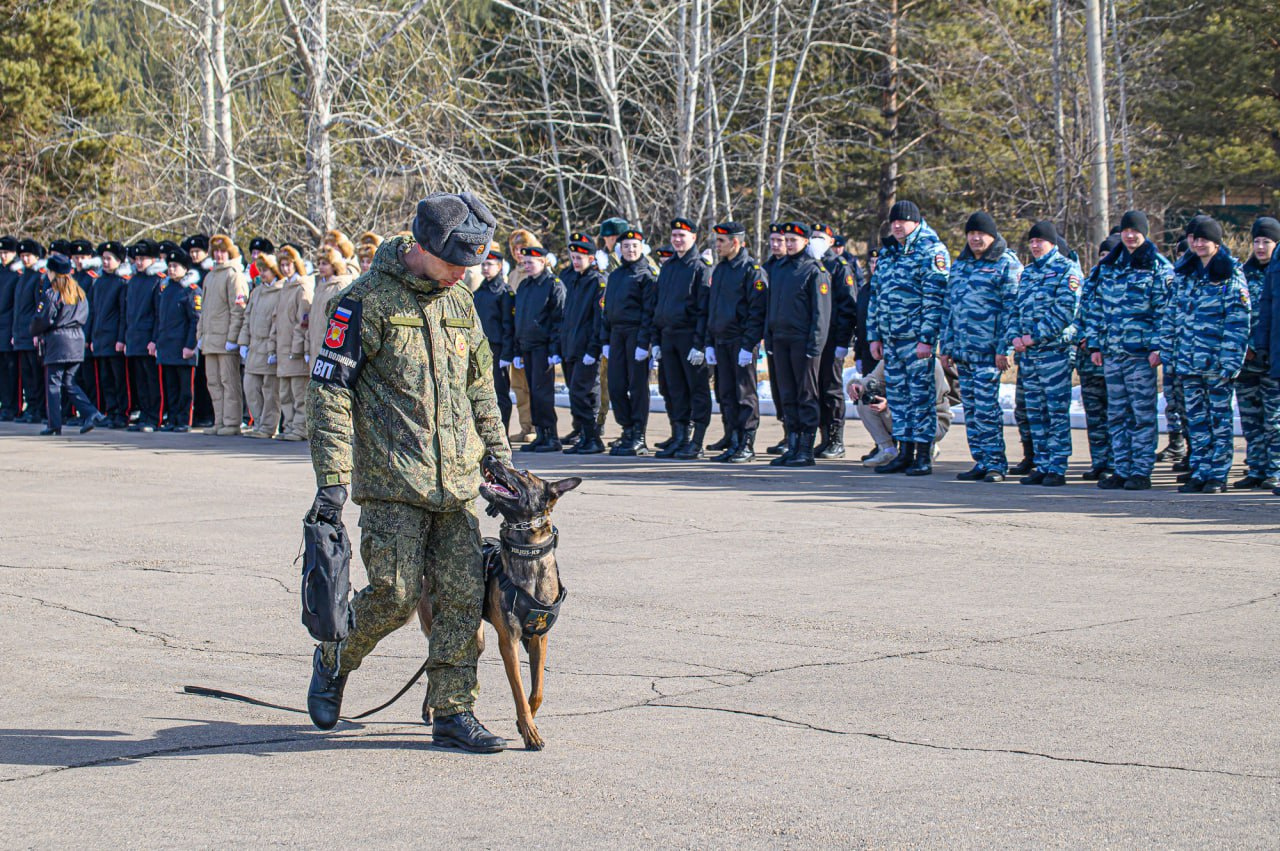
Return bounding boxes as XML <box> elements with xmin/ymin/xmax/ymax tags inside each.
<box><xmin>1182</xmin><ymin>375</ymin><xmax>1236</xmax><ymax>483</ymax></box>
<box><xmin>1020</xmin><ymin>347</ymin><xmax>1074</xmax><ymax>475</ymax></box>
<box><xmin>956</xmin><ymin>361</ymin><xmax>1007</xmax><ymax>474</ymax></box>
<box><xmin>322</xmin><ymin>500</ymin><xmax>484</xmax><ymax>717</ymax></box>
<box><xmin>1014</xmin><ymin>371</ymin><xmax>1031</xmax><ymax>444</ymax></box>
<box><xmin>1162</xmin><ymin>369</ymin><xmax>1186</xmax><ymax>436</ymax></box>
<box><xmin>1076</xmin><ymin>364</ymin><xmax>1111</xmax><ymax>471</ymax></box>
<box><xmin>883</xmin><ymin>340</ymin><xmax>937</xmax><ymax>442</ymax></box>
<box><xmin>1103</xmin><ymin>354</ymin><xmax>1158</xmax><ymax>478</ymax></box>
<box><xmin>1234</xmin><ymin>364</ymin><xmax>1280</xmax><ymax>479</ymax></box>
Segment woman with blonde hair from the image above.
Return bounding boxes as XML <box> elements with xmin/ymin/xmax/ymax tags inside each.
<box><xmin>505</xmin><ymin>228</ymin><xmax>541</xmax><ymax>443</ymax></box>
<box><xmin>238</xmin><ymin>252</ymin><xmax>284</xmax><ymax>438</ymax></box>
<box><xmin>273</xmin><ymin>244</ymin><xmax>313</xmax><ymax>440</ymax></box>
<box><xmin>32</xmin><ymin>254</ymin><xmax>107</xmax><ymax>435</ymax></box>
<box><xmin>307</xmin><ymin>245</ymin><xmax>354</xmax><ymax>368</ymax></box>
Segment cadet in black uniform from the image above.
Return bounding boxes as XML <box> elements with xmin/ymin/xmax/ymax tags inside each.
<box><xmin>603</xmin><ymin>227</ymin><xmax>657</xmax><ymax>456</ymax></box>
<box><xmin>88</xmin><ymin>241</ymin><xmax>130</xmax><ymax>427</ymax></box>
<box><xmin>181</xmin><ymin>234</ymin><xmax>215</xmax><ymax>428</ymax></box>
<box><xmin>153</xmin><ymin>248</ymin><xmax>201</xmax><ymax>431</ymax></box>
<box><xmin>762</xmin><ymin>224</ymin><xmax>790</xmax><ymax>455</ymax></box>
<box><xmin>0</xmin><ymin>236</ymin><xmax>19</xmax><ymax>420</ymax></box>
<box><xmin>764</xmin><ymin>222</ymin><xmax>831</xmax><ymax>467</ymax></box>
<box><xmin>32</xmin><ymin>254</ymin><xmax>108</xmax><ymax>435</ymax></box>
<box><xmin>512</xmin><ymin>244</ymin><xmax>566</xmax><ymax>452</ymax></box>
<box><xmin>653</xmin><ymin>217</ymin><xmax>713</xmax><ymax>459</ymax></box>
<box><xmin>560</xmin><ymin>236</ymin><xmax>607</xmax><ymax>454</ymax></box>
<box><xmin>707</xmin><ymin>222</ymin><xmax>768</xmax><ymax>462</ymax></box>
<box><xmin>473</xmin><ymin>245</ymin><xmax>513</xmax><ymax>432</ymax></box>
<box><xmin>812</xmin><ymin>223</ymin><xmax>859</xmax><ymax>459</ymax></box>
<box><xmin>125</xmin><ymin>241</ymin><xmax>164</xmax><ymax>431</ymax></box>
<box><xmin>13</xmin><ymin>239</ymin><xmax>48</xmax><ymax>423</ymax></box>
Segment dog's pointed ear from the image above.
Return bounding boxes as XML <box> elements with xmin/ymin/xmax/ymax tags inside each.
<box><xmin>549</xmin><ymin>477</ymin><xmax>581</xmax><ymax>497</ymax></box>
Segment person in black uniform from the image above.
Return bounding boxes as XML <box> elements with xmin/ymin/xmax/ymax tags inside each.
<box><xmin>762</xmin><ymin>224</ymin><xmax>790</xmax><ymax>455</ymax></box>
<box><xmin>473</xmin><ymin>244</ymin><xmax>513</xmax><ymax>433</ymax></box>
<box><xmin>559</xmin><ymin>236</ymin><xmax>607</xmax><ymax>454</ymax></box>
<box><xmin>603</xmin><ymin>227</ymin><xmax>658</xmax><ymax>456</ymax></box>
<box><xmin>13</xmin><ymin>238</ymin><xmax>48</xmax><ymax>423</ymax></box>
<box><xmin>512</xmin><ymin>243</ymin><xmax>566</xmax><ymax>452</ymax></box>
<box><xmin>67</xmin><ymin>240</ymin><xmax>100</xmax><ymax>420</ymax></box>
<box><xmin>153</xmin><ymin>248</ymin><xmax>201</xmax><ymax>431</ymax></box>
<box><xmin>653</xmin><ymin>217</ymin><xmax>713</xmax><ymax>459</ymax></box>
<box><xmin>812</xmin><ymin>223</ymin><xmax>859</xmax><ymax>459</ymax></box>
<box><xmin>181</xmin><ymin>234</ymin><xmax>215</xmax><ymax>427</ymax></box>
<box><xmin>125</xmin><ymin>241</ymin><xmax>164</xmax><ymax>432</ymax></box>
<box><xmin>87</xmin><ymin>241</ymin><xmax>130</xmax><ymax>428</ymax></box>
<box><xmin>31</xmin><ymin>254</ymin><xmax>108</xmax><ymax>435</ymax></box>
<box><xmin>0</xmin><ymin>236</ymin><xmax>20</xmax><ymax>420</ymax></box>
<box><xmin>706</xmin><ymin>221</ymin><xmax>768</xmax><ymax>462</ymax></box>
<box><xmin>765</xmin><ymin>222</ymin><xmax>831</xmax><ymax>467</ymax></box>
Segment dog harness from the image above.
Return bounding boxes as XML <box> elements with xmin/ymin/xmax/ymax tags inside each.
<box><xmin>483</xmin><ymin>527</ymin><xmax>567</xmax><ymax>642</ymax></box>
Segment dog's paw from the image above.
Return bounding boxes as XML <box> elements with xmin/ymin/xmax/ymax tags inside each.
<box><xmin>518</xmin><ymin>718</ymin><xmax>544</xmax><ymax>751</ymax></box>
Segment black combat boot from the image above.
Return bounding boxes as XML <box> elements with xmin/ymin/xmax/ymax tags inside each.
<box><xmin>535</xmin><ymin>428</ymin><xmax>563</xmax><ymax>452</ymax></box>
<box><xmin>766</xmin><ymin>426</ymin><xmax>790</xmax><ymax>455</ymax></box>
<box><xmin>307</xmin><ymin>646</ymin><xmax>348</xmax><ymax>731</ymax></box>
<box><xmin>711</xmin><ymin>430</ymin><xmax>740</xmax><ymax>462</ymax></box>
<box><xmin>769</xmin><ymin>430</ymin><xmax>800</xmax><ymax>466</ymax></box>
<box><xmin>609</xmin><ymin>426</ymin><xmax>634</xmax><ymax>456</ymax></box>
<box><xmin>674</xmin><ymin>423</ymin><xmax>706</xmax><ymax>459</ymax></box>
<box><xmin>655</xmin><ymin>422</ymin><xmax>688</xmax><ymax>458</ymax></box>
<box><xmin>784</xmin><ymin>429</ymin><xmax>816</xmax><ymax>467</ymax></box>
<box><xmin>727</xmin><ymin>429</ymin><xmax>756</xmax><ymax>463</ymax></box>
<box><xmin>816</xmin><ymin>423</ymin><xmax>845</xmax><ymax>460</ymax></box>
<box><xmin>432</xmin><ymin>711</ymin><xmax>507</xmax><ymax>753</ymax></box>
<box><xmin>706</xmin><ymin>418</ymin><xmax>733</xmax><ymax>452</ymax></box>
<box><xmin>563</xmin><ymin>423</ymin><xmax>582</xmax><ymax>445</ymax></box>
<box><xmin>631</xmin><ymin>429</ymin><xmax>650</xmax><ymax>456</ymax></box>
<box><xmin>875</xmin><ymin>440</ymin><xmax>914</xmax><ymax>474</ymax></box>
<box><xmin>654</xmin><ymin>418</ymin><xmax>679</xmax><ymax>451</ymax></box>
<box><xmin>1156</xmin><ymin>431</ymin><xmax>1187</xmax><ymax>463</ymax></box>
<box><xmin>520</xmin><ymin>427</ymin><xmax>545</xmax><ymax>452</ymax></box>
<box><xmin>956</xmin><ymin>464</ymin><xmax>987</xmax><ymax>481</ymax></box>
<box><xmin>813</xmin><ymin>425</ymin><xmax>833</xmax><ymax>457</ymax></box>
<box><xmin>1009</xmin><ymin>439</ymin><xmax>1035</xmax><ymax>475</ymax></box>
<box><xmin>904</xmin><ymin>442</ymin><xmax>933</xmax><ymax>476</ymax></box>
<box><xmin>574</xmin><ymin>421</ymin><xmax>606</xmax><ymax>455</ymax></box>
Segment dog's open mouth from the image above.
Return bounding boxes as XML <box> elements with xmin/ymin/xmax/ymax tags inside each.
<box><xmin>481</xmin><ymin>462</ymin><xmax>516</xmax><ymax>499</ymax></box>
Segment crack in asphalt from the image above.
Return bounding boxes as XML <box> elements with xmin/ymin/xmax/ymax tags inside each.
<box><xmin>0</xmin><ymin>563</ymin><xmax>292</xmax><ymax>594</ymax></box>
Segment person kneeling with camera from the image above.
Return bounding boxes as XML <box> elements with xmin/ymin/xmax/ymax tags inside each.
<box><xmin>847</xmin><ymin>358</ymin><xmax>953</xmax><ymax>473</ymax></box>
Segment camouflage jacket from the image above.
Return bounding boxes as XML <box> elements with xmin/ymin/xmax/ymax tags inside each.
<box><xmin>1159</xmin><ymin>250</ymin><xmax>1250</xmax><ymax>378</ymax></box>
<box><xmin>1007</xmin><ymin>247</ymin><xmax>1082</xmax><ymax>351</ymax></box>
<box><xmin>307</xmin><ymin>237</ymin><xmax>511</xmax><ymax>510</ymax></box>
<box><xmin>1242</xmin><ymin>257</ymin><xmax>1271</xmax><ymax>370</ymax></box>
<box><xmin>938</xmin><ymin>235</ymin><xmax>1022</xmax><ymax>362</ymax></box>
<box><xmin>1079</xmin><ymin>240</ymin><xmax>1173</xmax><ymax>357</ymax></box>
<box><xmin>867</xmin><ymin>221</ymin><xmax>949</xmax><ymax>344</ymax></box>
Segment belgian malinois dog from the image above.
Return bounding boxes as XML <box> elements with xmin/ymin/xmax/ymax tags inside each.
<box><xmin>417</xmin><ymin>454</ymin><xmax>579</xmax><ymax>750</ymax></box>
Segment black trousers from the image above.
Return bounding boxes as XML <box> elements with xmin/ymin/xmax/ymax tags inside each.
<box><xmin>161</xmin><ymin>364</ymin><xmax>194</xmax><ymax>427</ymax></box>
<box><xmin>193</xmin><ymin>356</ymin><xmax>214</xmax><ymax>423</ymax></box>
<box><xmin>17</xmin><ymin>349</ymin><xmax>44</xmax><ymax>416</ymax></box>
<box><xmin>659</xmin><ymin>328</ymin><xmax>712</xmax><ymax>426</ymax></box>
<box><xmin>713</xmin><ymin>340</ymin><xmax>759</xmax><ymax>432</ymax></box>
<box><xmin>817</xmin><ymin>338</ymin><xmax>846</xmax><ymax>429</ymax></box>
<box><xmin>491</xmin><ymin>361</ymin><xmax>512</xmax><ymax>431</ymax></box>
<box><xmin>562</xmin><ymin>356</ymin><xmax>600</xmax><ymax>426</ymax></box>
<box><xmin>94</xmin><ymin>354</ymin><xmax>128</xmax><ymax>421</ymax></box>
<box><xmin>521</xmin><ymin>345</ymin><xmax>558</xmax><ymax>430</ymax></box>
<box><xmin>75</xmin><ymin>349</ymin><xmax>97</xmax><ymax>411</ymax></box>
<box><xmin>772</xmin><ymin>339</ymin><xmax>822</xmax><ymax>431</ymax></box>
<box><xmin>46</xmin><ymin>362</ymin><xmax>100</xmax><ymax>432</ymax></box>
<box><xmin>607</xmin><ymin>325</ymin><xmax>649</xmax><ymax>431</ymax></box>
<box><xmin>765</xmin><ymin>351</ymin><xmax>785</xmax><ymax>424</ymax></box>
<box><xmin>0</xmin><ymin>351</ymin><xmax>18</xmax><ymax>417</ymax></box>
<box><xmin>129</xmin><ymin>355</ymin><xmax>161</xmax><ymax>427</ymax></box>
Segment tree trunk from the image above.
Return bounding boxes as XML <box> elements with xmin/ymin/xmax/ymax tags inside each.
<box><xmin>198</xmin><ymin>1</ymin><xmax>216</xmax><ymax>232</ymax></box>
<box><xmin>1084</xmin><ymin>0</ymin><xmax>1110</xmax><ymax>249</ymax></box>
<box><xmin>1108</xmin><ymin>0</ymin><xmax>1134</xmax><ymax>207</ymax></box>
<box><xmin>210</xmin><ymin>0</ymin><xmax>236</xmax><ymax>233</ymax></box>
<box><xmin>770</xmin><ymin>0</ymin><xmax>820</xmax><ymax>221</ymax></box>
<box><xmin>593</xmin><ymin>0</ymin><xmax>639</xmax><ymax>223</ymax></box>
<box><xmin>1051</xmin><ymin>0</ymin><xmax>1067</xmax><ymax>219</ymax></box>
<box><xmin>751</xmin><ymin>0</ymin><xmax>781</xmax><ymax>248</ymax></box>
<box><xmin>299</xmin><ymin>0</ymin><xmax>334</xmax><ymax>234</ymax></box>
<box><xmin>531</xmin><ymin>3</ymin><xmax>570</xmax><ymax>243</ymax></box>
<box><xmin>873</xmin><ymin>0</ymin><xmax>901</xmax><ymax>244</ymax></box>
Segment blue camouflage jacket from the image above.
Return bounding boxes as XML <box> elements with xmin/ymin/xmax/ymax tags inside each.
<box><xmin>1080</xmin><ymin>240</ymin><xmax>1173</xmax><ymax>357</ymax></box>
<box><xmin>867</xmin><ymin>221</ymin><xmax>949</xmax><ymax>344</ymax></box>
<box><xmin>1007</xmin><ymin>247</ymin><xmax>1082</xmax><ymax>351</ymax></box>
<box><xmin>939</xmin><ymin>235</ymin><xmax>1022</xmax><ymax>362</ymax></box>
<box><xmin>1159</xmin><ymin>250</ymin><xmax>1250</xmax><ymax>378</ymax></box>
<box><xmin>1241</xmin><ymin>256</ymin><xmax>1270</xmax><ymax>371</ymax></box>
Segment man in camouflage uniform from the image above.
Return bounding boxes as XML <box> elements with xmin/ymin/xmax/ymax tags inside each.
<box><xmin>306</xmin><ymin>193</ymin><xmax>512</xmax><ymax>753</ymax></box>
<box><xmin>1008</xmin><ymin>221</ymin><xmax>1083</xmax><ymax>486</ymax></box>
<box><xmin>1081</xmin><ymin>212</ymin><xmax>1173</xmax><ymax>490</ymax></box>
<box><xmin>1074</xmin><ymin>235</ymin><xmax>1120</xmax><ymax>480</ymax></box>
<box><xmin>1233</xmin><ymin>216</ymin><xmax>1280</xmax><ymax>489</ymax></box>
<box><xmin>867</xmin><ymin>200</ymin><xmax>949</xmax><ymax>476</ymax></box>
<box><xmin>939</xmin><ymin>212</ymin><xmax>1022</xmax><ymax>482</ymax></box>
<box><xmin>1159</xmin><ymin>217</ymin><xmax>1251</xmax><ymax>494</ymax></box>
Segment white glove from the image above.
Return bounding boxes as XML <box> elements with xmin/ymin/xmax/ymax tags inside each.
<box><xmin>238</xmin><ymin>345</ymin><xmax>248</xmax><ymax>359</ymax></box>
<box><xmin>738</xmin><ymin>349</ymin><xmax>752</xmax><ymax>368</ymax></box>
<box><xmin>224</xmin><ymin>341</ymin><xmax>238</xmax><ymax>352</ymax></box>
<box><xmin>651</xmin><ymin>345</ymin><xmax>662</xmax><ymax>361</ymax></box>
<box><xmin>548</xmin><ymin>355</ymin><xmax>561</xmax><ymax>366</ymax></box>
<box><xmin>705</xmin><ymin>346</ymin><xmax>717</xmax><ymax>366</ymax></box>
<box><xmin>633</xmin><ymin>347</ymin><xmax>649</xmax><ymax>362</ymax></box>
<box><xmin>688</xmin><ymin>348</ymin><xmax>705</xmax><ymax>366</ymax></box>
<box><xmin>304</xmin><ymin>354</ymin><xmax>310</xmax><ymax>364</ymax></box>
<box><xmin>498</xmin><ymin>359</ymin><xmax>511</xmax><ymax>369</ymax></box>
<box><xmin>513</xmin><ymin>356</ymin><xmax>524</xmax><ymax>369</ymax></box>
<box><xmin>834</xmin><ymin>346</ymin><xmax>849</xmax><ymax>360</ymax></box>
<box><xmin>582</xmin><ymin>353</ymin><xmax>596</xmax><ymax>366</ymax></box>
<box><xmin>267</xmin><ymin>354</ymin><xmax>277</xmax><ymax>365</ymax></box>
<box><xmin>601</xmin><ymin>344</ymin><xmax>610</xmax><ymax>359</ymax></box>
<box><xmin>196</xmin><ymin>337</ymin><xmax>203</xmax><ymax>350</ymax></box>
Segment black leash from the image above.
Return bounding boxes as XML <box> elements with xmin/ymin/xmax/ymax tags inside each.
<box><xmin>182</xmin><ymin>658</ymin><xmax>430</xmax><ymax>722</ymax></box>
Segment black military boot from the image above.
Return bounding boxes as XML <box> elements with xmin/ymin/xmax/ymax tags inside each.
<box><xmin>1009</xmin><ymin>439</ymin><xmax>1035</xmax><ymax>475</ymax></box>
<box><xmin>706</xmin><ymin>419</ymin><xmax>733</xmax><ymax>452</ymax></box>
<box><xmin>563</xmin><ymin>422</ymin><xmax>582</xmax><ymax>445</ymax></box>
<box><xmin>307</xmin><ymin>646</ymin><xmax>348</xmax><ymax>731</ymax></box>
<box><xmin>766</xmin><ymin>426</ymin><xmax>790</xmax><ymax>455</ymax></box>
<box><xmin>520</xmin><ymin>427</ymin><xmax>545</xmax><ymax>452</ymax></box>
<box><xmin>712</xmin><ymin>430</ymin><xmax>740</xmax><ymax>462</ymax></box>
<box><xmin>535</xmin><ymin>428</ymin><xmax>563</xmax><ymax>452</ymax></box>
<box><xmin>817</xmin><ymin>423</ymin><xmax>845</xmax><ymax>460</ymax></box>
<box><xmin>675</xmin><ymin>423</ymin><xmax>706</xmax><ymax>459</ymax></box>
<box><xmin>784</xmin><ymin>429</ymin><xmax>817</xmax><ymax>467</ymax></box>
<box><xmin>432</xmin><ymin>711</ymin><xmax>507</xmax><ymax>753</ymax></box>
<box><xmin>813</xmin><ymin>425</ymin><xmax>833</xmax><ymax>457</ymax></box>
<box><xmin>654</xmin><ymin>418</ymin><xmax>679</xmax><ymax>451</ymax></box>
<box><xmin>769</xmin><ymin>430</ymin><xmax>800</xmax><ymax>466</ymax></box>
<box><xmin>1156</xmin><ymin>431</ymin><xmax>1188</xmax><ymax>463</ymax></box>
<box><xmin>905</xmin><ymin>442</ymin><xmax>933</xmax><ymax>476</ymax></box>
<box><xmin>875</xmin><ymin>440</ymin><xmax>914</xmax><ymax>474</ymax></box>
<box><xmin>727</xmin><ymin>429</ymin><xmax>756</xmax><ymax>463</ymax></box>
<box><xmin>631</xmin><ymin>430</ymin><xmax>650</xmax><ymax>456</ymax></box>
<box><xmin>576</xmin><ymin>421</ymin><xmax>606</xmax><ymax>455</ymax></box>
<box><xmin>956</xmin><ymin>464</ymin><xmax>987</xmax><ymax>481</ymax></box>
<box><xmin>609</xmin><ymin>426</ymin><xmax>634</xmax><ymax>456</ymax></box>
<box><xmin>655</xmin><ymin>422</ymin><xmax>688</xmax><ymax>458</ymax></box>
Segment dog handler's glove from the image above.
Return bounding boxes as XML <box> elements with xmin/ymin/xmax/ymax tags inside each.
<box><xmin>309</xmin><ymin>485</ymin><xmax>347</xmax><ymax>525</ymax></box>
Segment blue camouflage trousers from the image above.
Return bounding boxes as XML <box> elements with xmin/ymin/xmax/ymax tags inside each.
<box><xmin>884</xmin><ymin>340</ymin><xmax>937</xmax><ymax>442</ymax></box>
<box><xmin>1182</xmin><ymin>375</ymin><xmax>1236</xmax><ymax>483</ymax></box>
<box><xmin>1076</xmin><ymin>361</ymin><xmax>1112</xmax><ymax>471</ymax></box>
<box><xmin>1162</xmin><ymin>370</ymin><xmax>1186</xmax><ymax>436</ymax></box>
<box><xmin>1234</xmin><ymin>365</ymin><xmax>1280</xmax><ymax>479</ymax></box>
<box><xmin>1019</xmin><ymin>347</ymin><xmax>1074</xmax><ymax>475</ymax></box>
<box><xmin>956</xmin><ymin>361</ymin><xmax>1007</xmax><ymax>473</ymax></box>
<box><xmin>1103</xmin><ymin>353</ymin><xmax>1159</xmax><ymax>478</ymax></box>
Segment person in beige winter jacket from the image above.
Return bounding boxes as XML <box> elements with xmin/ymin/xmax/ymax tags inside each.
<box><xmin>238</xmin><ymin>253</ymin><xmax>284</xmax><ymax>437</ymax></box>
<box><xmin>306</xmin><ymin>246</ymin><xmax>354</xmax><ymax>364</ymax></box>
<box><xmin>197</xmin><ymin>234</ymin><xmax>250</xmax><ymax>434</ymax></box>
<box><xmin>274</xmin><ymin>244</ymin><xmax>313</xmax><ymax>440</ymax></box>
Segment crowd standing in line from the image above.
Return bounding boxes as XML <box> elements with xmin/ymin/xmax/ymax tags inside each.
<box><xmin>2</xmin><ymin>206</ymin><xmax>1278</xmax><ymax>496</ymax></box>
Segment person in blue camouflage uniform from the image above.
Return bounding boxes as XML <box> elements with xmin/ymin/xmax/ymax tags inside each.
<box><xmin>1081</xmin><ymin>211</ymin><xmax>1174</xmax><ymax>491</ymax></box>
<box><xmin>1253</xmin><ymin>221</ymin><xmax>1280</xmax><ymax>495</ymax></box>
<box><xmin>1157</xmin><ymin>226</ymin><xmax>1206</xmax><ymax>470</ymax></box>
<box><xmin>1232</xmin><ymin>217</ymin><xmax>1280</xmax><ymax>489</ymax></box>
<box><xmin>1008</xmin><ymin>221</ymin><xmax>1082</xmax><ymax>486</ymax></box>
<box><xmin>1157</xmin><ymin>217</ymin><xmax>1251</xmax><ymax>494</ymax></box>
<box><xmin>1075</xmin><ymin>233</ymin><xmax>1121</xmax><ymax>480</ymax></box>
<box><xmin>939</xmin><ymin>212</ymin><xmax>1021</xmax><ymax>482</ymax></box>
<box><xmin>867</xmin><ymin>200</ymin><xmax>949</xmax><ymax>476</ymax></box>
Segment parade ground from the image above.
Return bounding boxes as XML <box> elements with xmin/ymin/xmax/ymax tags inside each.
<box><xmin>1</xmin><ymin>420</ymin><xmax>1276</xmax><ymax>847</ymax></box>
